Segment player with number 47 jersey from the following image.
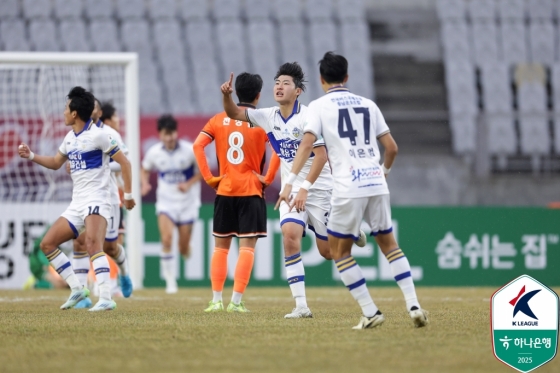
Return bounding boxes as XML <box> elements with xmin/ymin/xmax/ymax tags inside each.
<box><xmin>194</xmin><ymin>72</ymin><xmax>280</xmax><ymax>313</ymax></box>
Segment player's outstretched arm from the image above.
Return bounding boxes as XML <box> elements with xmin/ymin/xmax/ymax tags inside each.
<box><xmin>378</xmin><ymin>133</ymin><xmax>398</xmax><ymax>177</ymax></box>
<box><xmin>221</xmin><ymin>72</ymin><xmax>247</xmax><ymax>122</ymax></box>
<box><xmin>18</xmin><ymin>143</ymin><xmax>66</xmax><ymax>170</ymax></box>
<box><xmin>274</xmin><ymin>132</ymin><xmax>317</xmax><ymax>210</ymax></box>
<box><xmin>263</xmin><ymin>151</ymin><xmax>281</xmax><ymax>186</ymax></box>
<box><xmin>112</xmin><ymin>151</ymin><xmax>135</xmax><ymax>210</ymax></box>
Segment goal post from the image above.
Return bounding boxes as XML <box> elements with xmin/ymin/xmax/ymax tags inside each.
<box><xmin>0</xmin><ymin>52</ymin><xmax>143</xmax><ymax>289</ymax></box>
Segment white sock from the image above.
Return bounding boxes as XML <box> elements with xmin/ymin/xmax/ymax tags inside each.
<box><xmin>91</xmin><ymin>252</ymin><xmax>112</xmax><ymax>300</ymax></box>
<box><xmin>113</xmin><ymin>244</ymin><xmax>129</xmax><ymax>276</ymax></box>
<box><xmin>46</xmin><ymin>248</ymin><xmax>81</xmax><ymax>291</ymax></box>
<box><xmin>231</xmin><ymin>291</ymin><xmax>243</xmax><ymax>304</ymax></box>
<box><xmin>285</xmin><ymin>253</ymin><xmax>307</xmax><ymax>308</ymax></box>
<box><xmin>212</xmin><ymin>291</ymin><xmax>222</xmax><ymax>303</ymax></box>
<box><xmin>336</xmin><ymin>256</ymin><xmax>378</xmax><ymax>317</ymax></box>
<box><xmin>72</xmin><ymin>251</ymin><xmax>90</xmax><ymax>287</ymax></box>
<box><xmin>385</xmin><ymin>248</ymin><xmax>420</xmax><ymax>310</ymax></box>
<box><xmin>160</xmin><ymin>251</ymin><xmax>174</xmax><ymax>281</ymax></box>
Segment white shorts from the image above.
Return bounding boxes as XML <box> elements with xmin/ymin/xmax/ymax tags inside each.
<box><xmin>279</xmin><ymin>188</ymin><xmax>331</xmax><ymax>241</ymax></box>
<box><xmin>61</xmin><ymin>200</ymin><xmax>112</xmax><ymax>239</ymax></box>
<box><xmin>327</xmin><ymin>194</ymin><xmax>393</xmax><ymax>240</ymax></box>
<box><xmin>105</xmin><ymin>203</ymin><xmax>120</xmax><ymax>242</ymax></box>
<box><xmin>156</xmin><ymin>200</ymin><xmax>199</xmax><ymax>226</ymax></box>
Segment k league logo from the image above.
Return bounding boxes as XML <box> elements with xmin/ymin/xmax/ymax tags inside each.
<box><xmin>491</xmin><ymin>275</ymin><xmax>559</xmax><ymax>373</ymax></box>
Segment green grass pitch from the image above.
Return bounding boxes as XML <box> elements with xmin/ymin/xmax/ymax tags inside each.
<box><xmin>0</xmin><ymin>287</ymin><xmax>558</xmax><ymax>373</ymax></box>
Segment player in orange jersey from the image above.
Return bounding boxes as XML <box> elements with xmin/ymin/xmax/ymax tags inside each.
<box><xmin>194</xmin><ymin>72</ymin><xmax>280</xmax><ymax>313</ymax></box>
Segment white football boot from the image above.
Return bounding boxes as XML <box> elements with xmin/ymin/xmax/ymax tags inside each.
<box><xmin>355</xmin><ymin>230</ymin><xmax>368</xmax><ymax>247</ymax></box>
<box><xmin>409</xmin><ymin>307</ymin><xmax>429</xmax><ymax>328</ymax></box>
<box><xmin>284</xmin><ymin>306</ymin><xmax>313</xmax><ymax>319</ymax></box>
<box><xmin>352</xmin><ymin>312</ymin><xmax>385</xmax><ymax>330</ymax></box>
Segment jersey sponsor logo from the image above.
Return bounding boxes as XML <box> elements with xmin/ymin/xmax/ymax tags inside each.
<box><xmin>158</xmin><ymin>166</ymin><xmax>194</xmax><ymax>184</ymax></box>
<box><xmin>273</xmin><ymin>126</ymin><xmax>281</xmax><ymax>130</ymax></box>
<box><xmin>350</xmin><ymin>165</ymin><xmax>382</xmax><ymax>182</ymax></box>
<box><xmin>68</xmin><ymin>149</ymin><xmax>103</xmax><ymax>172</ymax></box>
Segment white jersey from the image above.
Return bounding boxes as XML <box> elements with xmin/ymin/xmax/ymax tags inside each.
<box><xmin>58</xmin><ymin>119</ymin><xmax>120</xmax><ymax>203</ymax></box>
<box><xmin>142</xmin><ymin>139</ymin><xmax>201</xmax><ymax>207</ymax></box>
<box><xmin>96</xmin><ymin>121</ymin><xmax>128</xmax><ymax>206</ymax></box>
<box><xmin>304</xmin><ymin>87</ymin><xmax>390</xmax><ymax>198</ymax></box>
<box><xmin>245</xmin><ymin>100</ymin><xmax>333</xmax><ymax>192</ymax></box>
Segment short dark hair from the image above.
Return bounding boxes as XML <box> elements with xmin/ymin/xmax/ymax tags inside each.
<box><xmin>157</xmin><ymin>114</ymin><xmax>177</xmax><ymax>132</ymax></box>
<box><xmin>67</xmin><ymin>86</ymin><xmax>94</xmax><ymax>122</ymax></box>
<box><xmin>274</xmin><ymin>62</ymin><xmax>306</xmax><ymax>91</ymax></box>
<box><xmin>235</xmin><ymin>72</ymin><xmax>263</xmax><ymax>103</ymax></box>
<box><xmin>319</xmin><ymin>52</ymin><xmax>348</xmax><ymax>84</ymax></box>
<box><xmin>100</xmin><ymin>101</ymin><xmax>116</xmax><ymax>122</ymax></box>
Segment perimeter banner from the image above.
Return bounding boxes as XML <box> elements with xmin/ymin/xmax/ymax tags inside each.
<box><xmin>142</xmin><ymin>205</ymin><xmax>560</xmax><ymax>287</ymax></box>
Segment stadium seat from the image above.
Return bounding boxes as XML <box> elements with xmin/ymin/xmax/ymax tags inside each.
<box><xmin>59</xmin><ymin>20</ymin><xmax>90</xmax><ymax>52</ymax></box>
<box><xmin>0</xmin><ymin>0</ymin><xmax>20</xmax><ymax>19</ymax></box>
<box><xmin>213</xmin><ymin>0</ymin><xmax>241</xmax><ymax>20</ymax></box>
<box><xmin>121</xmin><ymin>20</ymin><xmax>151</xmax><ymax>54</ymax></box>
<box><xmin>116</xmin><ymin>0</ymin><xmax>146</xmax><ymax>19</ymax></box>
<box><xmin>140</xmin><ymin>73</ymin><xmax>164</xmax><ymax>114</ymax></box>
<box><xmin>22</xmin><ymin>0</ymin><xmax>52</xmax><ymax>19</ymax></box>
<box><xmin>305</xmin><ymin>0</ymin><xmax>334</xmax><ymax>21</ymax></box>
<box><xmin>152</xmin><ymin>20</ymin><xmax>182</xmax><ymax>54</ymax></box>
<box><xmin>528</xmin><ymin>21</ymin><xmax>555</xmax><ymax>64</ymax></box>
<box><xmin>185</xmin><ymin>20</ymin><xmax>214</xmax><ymax>58</ymax></box>
<box><xmin>497</xmin><ymin>0</ymin><xmax>525</xmax><ymax>20</ymax></box>
<box><xmin>480</xmin><ymin>62</ymin><xmax>512</xmax><ymax>114</ymax></box>
<box><xmin>518</xmin><ymin>81</ymin><xmax>547</xmax><ymax>112</ymax></box>
<box><xmin>309</xmin><ymin>21</ymin><xmax>338</xmax><ymax>95</ymax></box>
<box><xmin>340</xmin><ymin>21</ymin><xmax>374</xmax><ymax>99</ymax></box>
<box><xmin>148</xmin><ymin>0</ymin><xmax>176</xmax><ymax>19</ymax></box>
<box><xmin>500</xmin><ymin>21</ymin><xmax>528</xmax><ymax>65</ymax></box>
<box><xmin>278</xmin><ymin>21</ymin><xmax>308</xmax><ymax>65</ymax></box>
<box><xmin>450</xmin><ymin>114</ymin><xmax>477</xmax><ymax>154</ymax></box>
<box><xmin>553</xmin><ymin>115</ymin><xmax>560</xmax><ymax>154</ymax></box>
<box><xmin>161</xmin><ymin>66</ymin><xmax>196</xmax><ymax>115</ymax></box>
<box><xmin>29</xmin><ymin>19</ymin><xmax>59</xmax><ymax>51</ymax></box>
<box><xmin>85</xmin><ymin>0</ymin><xmax>114</xmax><ymax>19</ymax></box>
<box><xmin>244</xmin><ymin>0</ymin><xmax>270</xmax><ymax>20</ymax></box>
<box><xmin>486</xmin><ymin>114</ymin><xmax>517</xmax><ymax>155</ymax></box>
<box><xmin>519</xmin><ymin>113</ymin><xmax>550</xmax><ymax>155</ymax></box>
<box><xmin>445</xmin><ymin>61</ymin><xmax>478</xmax><ymax>115</ymax></box>
<box><xmin>178</xmin><ymin>0</ymin><xmax>209</xmax><ymax>21</ymax></box>
<box><xmin>272</xmin><ymin>0</ymin><xmax>301</xmax><ymax>21</ymax></box>
<box><xmin>247</xmin><ymin>20</ymin><xmax>279</xmax><ymax>107</ymax></box>
<box><xmin>526</xmin><ymin>0</ymin><xmax>554</xmax><ymax>20</ymax></box>
<box><xmin>54</xmin><ymin>0</ymin><xmax>83</xmax><ymax>19</ymax></box>
<box><xmin>551</xmin><ymin>63</ymin><xmax>560</xmax><ymax>113</ymax></box>
<box><xmin>471</xmin><ymin>21</ymin><xmax>500</xmax><ymax>65</ymax></box>
<box><xmin>467</xmin><ymin>0</ymin><xmax>497</xmax><ymax>21</ymax></box>
<box><xmin>334</xmin><ymin>0</ymin><xmax>365</xmax><ymax>21</ymax></box>
<box><xmin>440</xmin><ymin>21</ymin><xmax>472</xmax><ymax>63</ymax></box>
<box><xmin>89</xmin><ymin>19</ymin><xmax>121</xmax><ymax>52</ymax></box>
<box><xmin>0</xmin><ymin>19</ymin><xmax>30</xmax><ymax>51</ymax></box>
<box><xmin>436</xmin><ymin>0</ymin><xmax>466</xmax><ymax>20</ymax></box>
<box><xmin>215</xmin><ymin>20</ymin><xmax>249</xmax><ymax>78</ymax></box>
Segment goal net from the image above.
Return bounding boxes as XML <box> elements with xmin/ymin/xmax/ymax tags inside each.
<box><xmin>0</xmin><ymin>53</ymin><xmax>141</xmax><ymax>289</ymax></box>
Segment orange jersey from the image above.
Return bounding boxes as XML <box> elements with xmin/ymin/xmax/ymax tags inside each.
<box><xmin>195</xmin><ymin>110</ymin><xmax>270</xmax><ymax>197</ymax></box>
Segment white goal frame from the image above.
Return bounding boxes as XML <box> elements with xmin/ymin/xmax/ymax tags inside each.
<box><xmin>0</xmin><ymin>52</ymin><xmax>143</xmax><ymax>289</ymax></box>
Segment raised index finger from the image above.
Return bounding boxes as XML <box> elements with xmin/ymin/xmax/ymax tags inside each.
<box><xmin>228</xmin><ymin>72</ymin><xmax>234</xmax><ymax>86</ymax></box>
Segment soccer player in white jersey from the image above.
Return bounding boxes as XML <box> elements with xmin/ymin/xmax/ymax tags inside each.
<box><xmin>221</xmin><ymin>63</ymin><xmax>367</xmax><ymax>319</ymax></box>
<box><xmin>72</xmin><ymin>98</ymin><xmax>133</xmax><ymax>309</ymax></box>
<box><xmin>141</xmin><ymin>115</ymin><xmax>202</xmax><ymax>294</ymax></box>
<box><xmin>18</xmin><ymin>86</ymin><xmax>135</xmax><ymax>311</ymax></box>
<box><xmin>279</xmin><ymin>52</ymin><xmax>428</xmax><ymax>329</ymax></box>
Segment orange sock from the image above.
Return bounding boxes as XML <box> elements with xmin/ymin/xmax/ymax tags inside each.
<box><xmin>211</xmin><ymin>248</ymin><xmax>229</xmax><ymax>292</ymax></box>
<box><xmin>233</xmin><ymin>247</ymin><xmax>255</xmax><ymax>294</ymax></box>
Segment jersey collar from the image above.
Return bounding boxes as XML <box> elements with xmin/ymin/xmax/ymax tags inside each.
<box><xmin>237</xmin><ymin>103</ymin><xmax>256</xmax><ymax>109</ymax></box>
<box><xmin>327</xmin><ymin>85</ymin><xmax>350</xmax><ymax>94</ymax></box>
<box><xmin>162</xmin><ymin>142</ymin><xmax>180</xmax><ymax>152</ymax></box>
<box><xmin>95</xmin><ymin>119</ymin><xmax>103</xmax><ymax>128</ymax></box>
<box><xmin>74</xmin><ymin>119</ymin><xmax>94</xmax><ymax>137</ymax></box>
<box><xmin>277</xmin><ymin>99</ymin><xmax>300</xmax><ymax>123</ymax></box>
